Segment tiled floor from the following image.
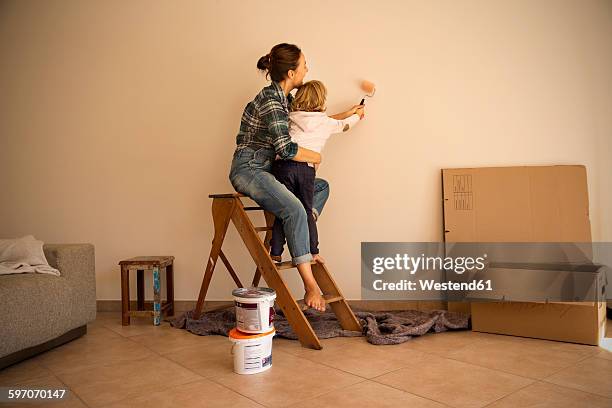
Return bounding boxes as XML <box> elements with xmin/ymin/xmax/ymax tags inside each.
<box><xmin>1</xmin><ymin>313</ymin><xmax>611</xmax><ymax>408</ymax></box>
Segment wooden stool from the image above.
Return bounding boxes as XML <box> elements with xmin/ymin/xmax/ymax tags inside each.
<box><xmin>193</xmin><ymin>193</ymin><xmax>361</xmax><ymax>349</ymax></box>
<box><xmin>119</xmin><ymin>256</ymin><xmax>175</xmax><ymax>326</ymax></box>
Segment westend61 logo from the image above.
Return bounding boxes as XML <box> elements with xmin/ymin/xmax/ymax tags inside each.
<box><xmin>372</xmin><ymin>253</ymin><xmax>487</xmax><ymax>275</ymax></box>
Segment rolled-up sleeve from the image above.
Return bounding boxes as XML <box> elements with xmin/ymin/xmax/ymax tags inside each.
<box><xmin>259</xmin><ymin>97</ymin><xmax>298</xmax><ymax>160</ymax></box>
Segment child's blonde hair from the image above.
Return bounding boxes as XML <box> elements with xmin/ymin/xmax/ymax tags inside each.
<box><xmin>291</xmin><ymin>80</ymin><xmax>327</xmax><ymax>112</ymax></box>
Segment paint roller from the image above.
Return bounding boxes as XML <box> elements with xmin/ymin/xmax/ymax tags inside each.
<box><xmin>359</xmin><ymin>80</ymin><xmax>376</xmax><ymax>105</ymax></box>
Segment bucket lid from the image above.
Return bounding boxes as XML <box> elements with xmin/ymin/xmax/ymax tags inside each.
<box><xmin>229</xmin><ymin>327</ymin><xmax>276</xmax><ymax>340</ymax></box>
<box><xmin>232</xmin><ymin>287</ymin><xmax>276</xmax><ymax>299</ymax></box>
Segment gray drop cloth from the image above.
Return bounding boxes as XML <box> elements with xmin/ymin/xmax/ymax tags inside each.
<box><xmin>170</xmin><ymin>306</ymin><xmax>470</xmax><ymax>345</ymax></box>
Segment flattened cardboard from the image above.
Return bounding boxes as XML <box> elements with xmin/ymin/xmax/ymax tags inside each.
<box><xmin>442</xmin><ymin>165</ymin><xmax>591</xmax><ymax>243</ymax></box>
<box><xmin>441</xmin><ymin>165</ymin><xmax>605</xmax><ymax>345</ymax></box>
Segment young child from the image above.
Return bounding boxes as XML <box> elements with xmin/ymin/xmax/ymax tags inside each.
<box><xmin>270</xmin><ymin>80</ymin><xmax>364</xmax><ymax>263</ymax></box>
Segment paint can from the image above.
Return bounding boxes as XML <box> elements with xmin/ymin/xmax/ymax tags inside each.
<box><xmin>232</xmin><ymin>287</ymin><xmax>276</xmax><ymax>333</ymax></box>
<box><xmin>229</xmin><ymin>327</ymin><xmax>275</xmax><ymax>374</ymax></box>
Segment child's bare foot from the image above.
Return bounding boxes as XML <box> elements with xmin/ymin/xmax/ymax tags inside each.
<box><xmin>313</xmin><ymin>254</ymin><xmax>325</xmax><ymax>264</ymax></box>
<box><xmin>304</xmin><ymin>290</ymin><xmax>326</xmax><ymax>312</ymax></box>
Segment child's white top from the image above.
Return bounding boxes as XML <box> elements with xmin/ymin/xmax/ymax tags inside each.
<box><xmin>288</xmin><ymin>111</ymin><xmax>360</xmax><ymax>154</ymax></box>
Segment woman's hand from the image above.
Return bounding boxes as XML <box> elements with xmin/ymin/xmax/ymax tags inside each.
<box><xmin>293</xmin><ymin>146</ymin><xmax>321</xmax><ymax>164</ymax></box>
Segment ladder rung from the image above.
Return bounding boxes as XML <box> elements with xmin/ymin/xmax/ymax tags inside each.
<box><xmin>323</xmin><ymin>295</ymin><xmax>344</xmax><ymax>304</ymax></box>
<box><xmin>275</xmin><ymin>260</ymin><xmax>317</xmax><ymax>270</ymax></box>
<box><xmin>297</xmin><ymin>294</ymin><xmax>344</xmax><ymax>310</ymax></box>
<box><xmin>244</xmin><ymin>206</ymin><xmax>263</xmax><ymax>211</ymax></box>
<box><xmin>255</xmin><ymin>226</ymin><xmax>273</xmax><ymax>232</ymax></box>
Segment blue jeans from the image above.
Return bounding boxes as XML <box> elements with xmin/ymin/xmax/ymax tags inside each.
<box><xmin>229</xmin><ymin>147</ymin><xmax>329</xmax><ymax>265</ymax></box>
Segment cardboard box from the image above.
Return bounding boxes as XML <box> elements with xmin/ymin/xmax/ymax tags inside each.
<box><xmin>463</xmin><ymin>262</ymin><xmax>607</xmax><ymax>304</ymax></box>
<box><xmin>441</xmin><ymin>165</ymin><xmax>606</xmax><ymax>345</ymax></box>
<box><xmin>466</xmin><ymin>262</ymin><xmax>608</xmax><ymax>345</ymax></box>
<box><xmin>470</xmin><ymin>300</ymin><xmax>606</xmax><ymax>345</ymax></box>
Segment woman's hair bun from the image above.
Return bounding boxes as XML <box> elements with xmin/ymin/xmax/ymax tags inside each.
<box><xmin>256</xmin><ymin>44</ymin><xmax>301</xmax><ymax>82</ymax></box>
<box><xmin>257</xmin><ymin>53</ymin><xmax>271</xmax><ymax>71</ymax></box>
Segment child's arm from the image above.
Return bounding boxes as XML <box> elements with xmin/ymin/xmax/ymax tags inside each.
<box><xmin>325</xmin><ymin>114</ymin><xmax>360</xmax><ymax>134</ymax></box>
<box><xmin>329</xmin><ymin>104</ymin><xmax>364</xmax><ymax>120</ymax></box>
<box><xmin>326</xmin><ymin>106</ymin><xmax>364</xmax><ymax>134</ymax></box>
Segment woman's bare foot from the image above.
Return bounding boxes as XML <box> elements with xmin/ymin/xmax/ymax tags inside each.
<box><xmin>296</xmin><ymin>262</ymin><xmax>326</xmax><ymax>312</ymax></box>
<box><xmin>304</xmin><ymin>290</ymin><xmax>326</xmax><ymax>312</ymax></box>
<box><xmin>313</xmin><ymin>254</ymin><xmax>325</xmax><ymax>264</ymax></box>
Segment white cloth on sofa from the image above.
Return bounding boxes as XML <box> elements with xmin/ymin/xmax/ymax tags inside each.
<box><xmin>0</xmin><ymin>235</ymin><xmax>60</xmax><ymax>276</ymax></box>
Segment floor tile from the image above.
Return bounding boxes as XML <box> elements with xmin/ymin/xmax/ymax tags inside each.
<box><xmin>85</xmin><ymin>323</ymin><xmax>126</xmax><ymax>339</ymax></box>
<box><xmin>373</xmin><ymin>353</ymin><xmax>534</xmax><ymax>408</ymax></box>
<box><xmin>55</xmin><ymin>356</ymin><xmax>202</xmax><ymax>407</ymax></box>
<box><xmin>96</xmin><ymin>313</ymin><xmax>178</xmax><ymax>337</ymax></box>
<box><xmin>442</xmin><ymin>332</ymin><xmax>598</xmax><ymax>379</ymax></box>
<box><xmin>127</xmin><ymin>327</ymin><xmax>212</xmax><ymax>354</ymax></box>
<box><xmin>398</xmin><ymin>330</ymin><xmax>490</xmax><ymax>356</ymax></box>
<box><xmin>162</xmin><ymin>336</ymin><xmax>235</xmax><ymax>378</ymax></box>
<box><xmin>596</xmin><ymin>347</ymin><xmax>612</xmax><ymax>361</ymax></box>
<box><xmin>596</xmin><ymin>336</ymin><xmax>612</xmax><ymax>360</ymax></box>
<box><xmin>0</xmin><ymin>357</ymin><xmax>54</xmax><ymax>386</ymax></box>
<box><xmin>101</xmin><ymin>378</ymin><xmax>262</xmax><ymax>408</ymax></box>
<box><xmin>210</xmin><ymin>350</ymin><xmax>363</xmax><ymax>408</ymax></box>
<box><xmin>289</xmin><ymin>380</ymin><xmax>446</xmax><ymax>408</ymax></box>
<box><xmin>35</xmin><ymin>329</ymin><xmax>156</xmax><ymax>375</ymax></box>
<box><xmin>544</xmin><ymin>357</ymin><xmax>612</xmax><ymax>398</ymax></box>
<box><xmin>279</xmin><ymin>336</ymin><xmax>429</xmax><ymax>378</ymax></box>
<box><xmin>273</xmin><ymin>336</ymin><xmax>358</xmax><ymax>359</ymax></box>
<box><xmin>0</xmin><ymin>374</ymin><xmax>87</xmax><ymax>407</ymax></box>
<box><xmin>487</xmin><ymin>381</ymin><xmax>612</xmax><ymax>407</ymax></box>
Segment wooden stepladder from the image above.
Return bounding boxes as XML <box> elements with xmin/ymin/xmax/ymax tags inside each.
<box><xmin>193</xmin><ymin>193</ymin><xmax>361</xmax><ymax>349</ymax></box>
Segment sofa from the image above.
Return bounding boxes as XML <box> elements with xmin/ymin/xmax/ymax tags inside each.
<box><xmin>0</xmin><ymin>244</ymin><xmax>97</xmax><ymax>369</ymax></box>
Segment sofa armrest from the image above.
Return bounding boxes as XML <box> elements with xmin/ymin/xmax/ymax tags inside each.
<box><xmin>44</xmin><ymin>244</ymin><xmax>96</xmax><ymax>305</ymax></box>
<box><xmin>44</xmin><ymin>244</ymin><xmax>94</xmax><ymax>279</ymax></box>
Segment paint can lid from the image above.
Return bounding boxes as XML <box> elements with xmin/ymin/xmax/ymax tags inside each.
<box><xmin>232</xmin><ymin>287</ymin><xmax>276</xmax><ymax>299</ymax></box>
<box><xmin>229</xmin><ymin>327</ymin><xmax>276</xmax><ymax>340</ymax></box>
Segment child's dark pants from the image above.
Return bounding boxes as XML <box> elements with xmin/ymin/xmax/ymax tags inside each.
<box><xmin>270</xmin><ymin>160</ymin><xmax>319</xmax><ymax>257</ymax></box>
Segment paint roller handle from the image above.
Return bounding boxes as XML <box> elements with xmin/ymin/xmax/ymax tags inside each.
<box><xmin>350</xmin><ymin>104</ymin><xmax>365</xmax><ymax>113</ymax></box>
<box><xmin>350</xmin><ymin>104</ymin><xmax>365</xmax><ymax>119</ymax></box>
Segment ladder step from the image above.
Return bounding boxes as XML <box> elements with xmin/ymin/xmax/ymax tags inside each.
<box><xmin>275</xmin><ymin>260</ymin><xmax>317</xmax><ymax>270</ymax></box>
<box><xmin>255</xmin><ymin>226</ymin><xmax>273</xmax><ymax>232</ymax></box>
<box><xmin>297</xmin><ymin>294</ymin><xmax>344</xmax><ymax>310</ymax></box>
<box><xmin>244</xmin><ymin>206</ymin><xmax>263</xmax><ymax>211</ymax></box>
<box><xmin>323</xmin><ymin>295</ymin><xmax>344</xmax><ymax>303</ymax></box>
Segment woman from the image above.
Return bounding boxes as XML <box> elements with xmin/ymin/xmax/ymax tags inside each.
<box><xmin>229</xmin><ymin>43</ymin><xmax>363</xmax><ymax>311</ymax></box>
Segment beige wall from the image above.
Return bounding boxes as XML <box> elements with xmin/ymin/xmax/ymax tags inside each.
<box><xmin>1</xmin><ymin>0</ymin><xmax>611</xmax><ymax>301</ymax></box>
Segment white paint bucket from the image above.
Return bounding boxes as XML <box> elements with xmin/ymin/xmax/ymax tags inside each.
<box><xmin>229</xmin><ymin>327</ymin><xmax>275</xmax><ymax>375</ymax></box>
<box><xmin>232</xmin><ymin>287</ymin><xmax>276</xmax><ymax>334</ymax></box>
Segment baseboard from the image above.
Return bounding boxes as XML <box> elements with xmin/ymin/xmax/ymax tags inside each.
<box><xmin>97</xmin><ymin>299</ymin><xmax>448</xmax><ymax>313</ymax></box>
<box><xmin>96</xmin><ymin>300</ymin><xmax>233</xmax><ymax>312</ymax></box>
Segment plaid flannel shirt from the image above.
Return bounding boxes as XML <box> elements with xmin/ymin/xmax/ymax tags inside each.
<box><xmin>235</xmin><ymin>81</ymin><xmax>298</xmax><ymax>160</ymax></box>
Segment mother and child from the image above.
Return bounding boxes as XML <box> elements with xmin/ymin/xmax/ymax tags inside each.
<box><xmin>229</xmin><ymin>43</ymin><xmax>365</xmax><ymax>312</ymax></box>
